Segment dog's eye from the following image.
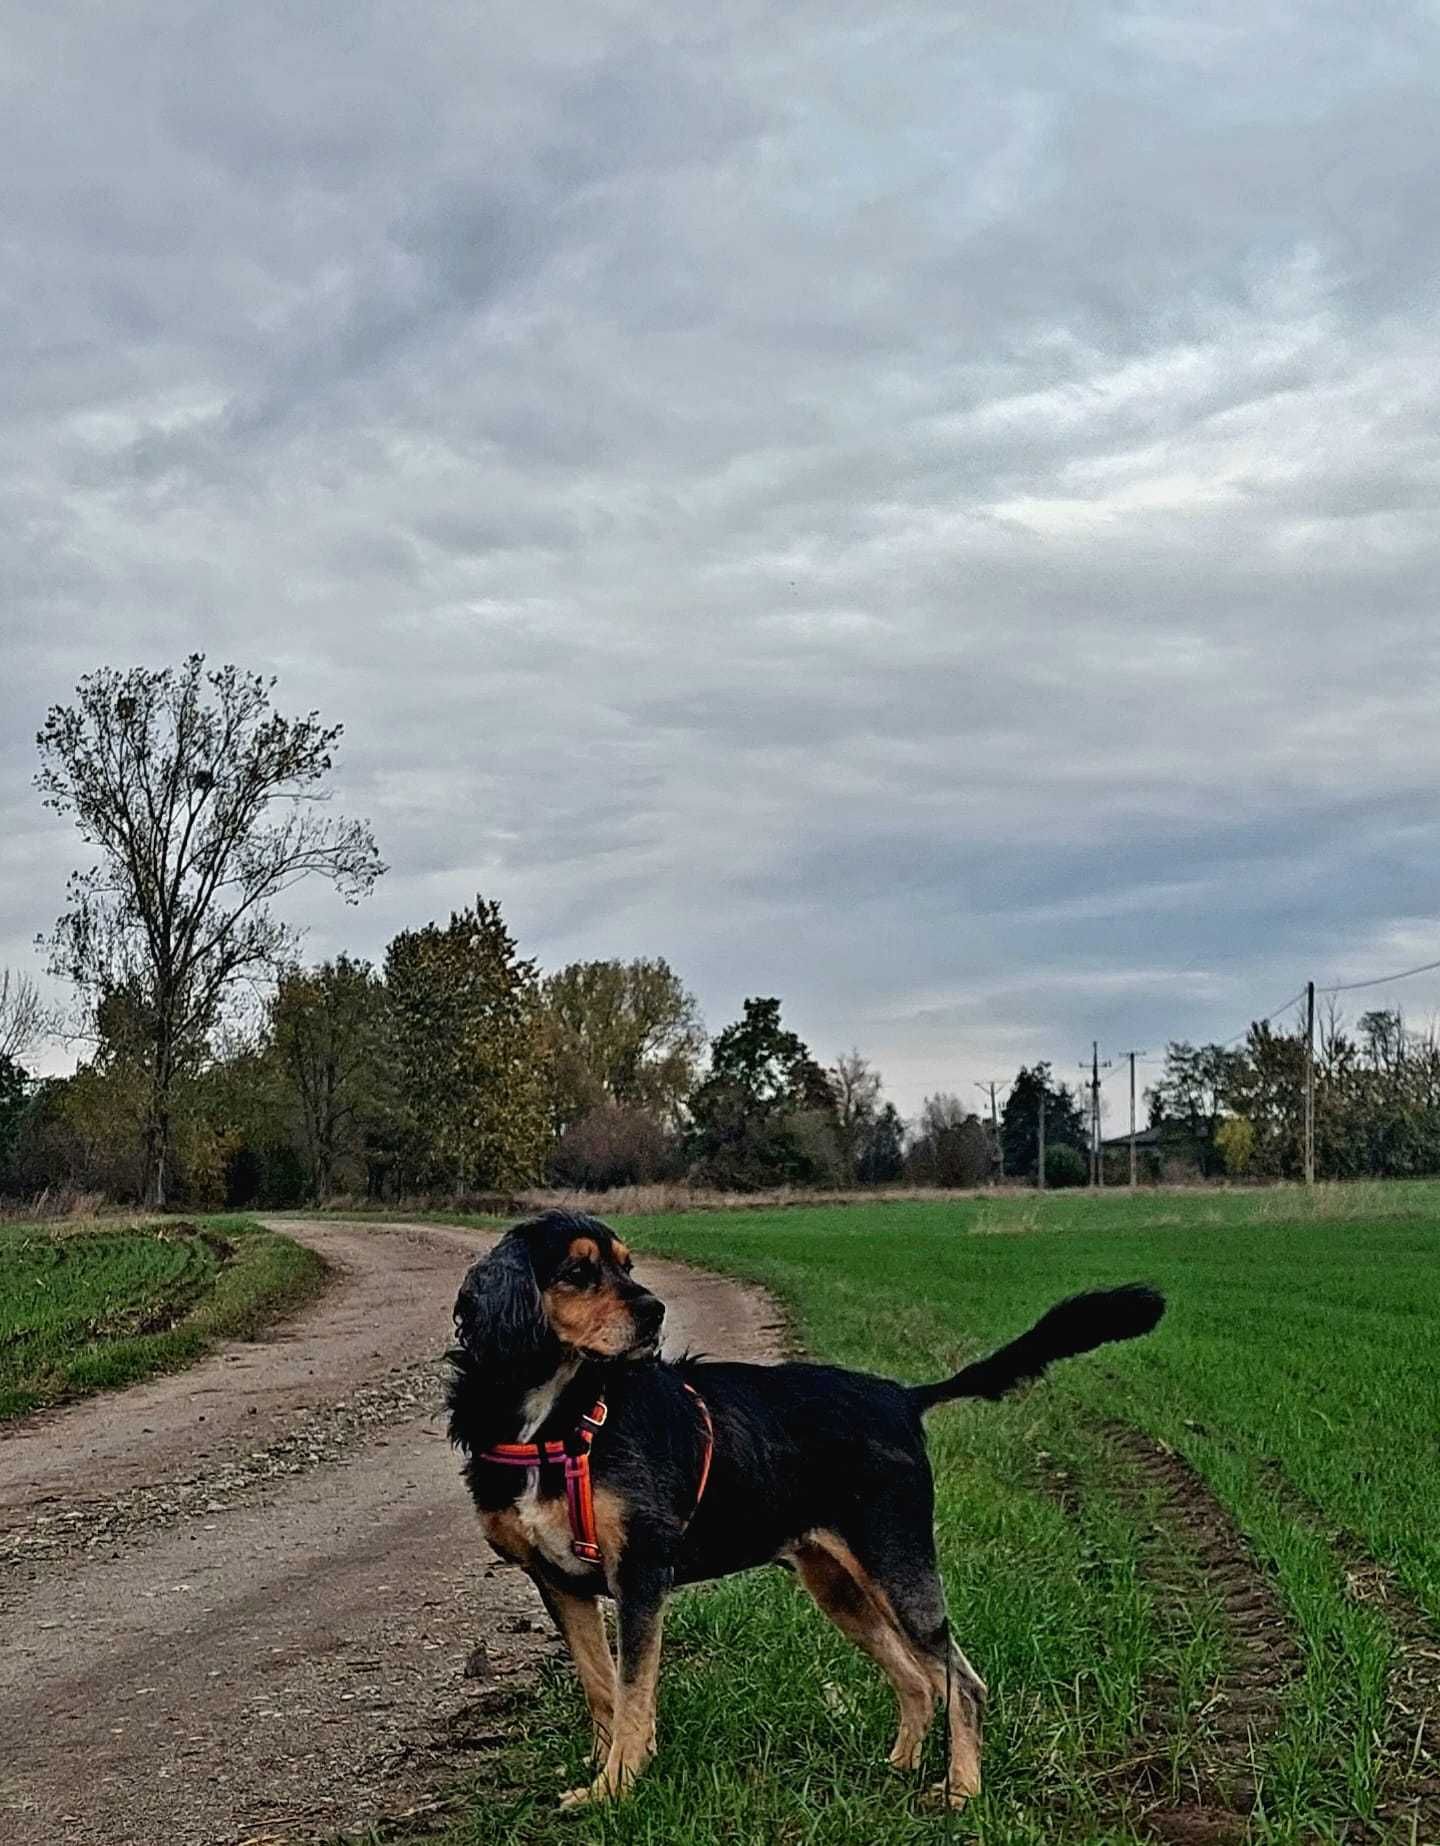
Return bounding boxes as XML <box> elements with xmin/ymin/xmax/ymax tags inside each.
<box><xmin>559</xmin><ymin>1259</ymin><xmax>596</xmax><ymax>1286</ymax></box>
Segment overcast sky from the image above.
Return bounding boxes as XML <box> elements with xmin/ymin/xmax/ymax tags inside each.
<box><xmin>5</xmin><ymin>2</ymin><xmax>1440</xmax><ymax>1116</ymax></box>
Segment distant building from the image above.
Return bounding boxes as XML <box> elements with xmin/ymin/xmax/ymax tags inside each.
<box><xmin>1100</xmin><ymin>1119</ymin><xmax>1212</xmax><ymax>1177</ymax></box>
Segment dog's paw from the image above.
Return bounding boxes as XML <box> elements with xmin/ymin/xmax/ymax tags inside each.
<box><xmin>559</xmin><ymin>1781</ymin><xmax>607</xmax><ymax>1811</ymax></box>
<box><xmin>559</xmin><ymin>1776</ymin><xmax>624</xmax><ymax>1811</ymax></box>
<box><xmin>924</xmin><ymin>1778</ymin><xmax>978</xmax><ymax>1811</ymax></box>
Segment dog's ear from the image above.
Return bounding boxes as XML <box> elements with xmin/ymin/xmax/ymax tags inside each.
<box><xmin>453</xmin><ymin>1233</ymin><xmax>549</xmax><ymax>1367</ymax></box>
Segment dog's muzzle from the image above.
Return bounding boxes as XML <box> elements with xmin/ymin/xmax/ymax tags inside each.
<box><xmin>630</xmin><ymin>1293</ymin><xmax>665</xmax><ymax>1355</ymax></box>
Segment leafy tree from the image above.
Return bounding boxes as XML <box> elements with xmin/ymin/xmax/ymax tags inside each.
<box><xmin>855</xmin><ymin>1100</ymin><xmax>906</xmax><ymax>1184</ymax></box>
<box><xmin>384</xmin><ymin>897</ymin><xmax>550</xmax><ymax>1192</ymax></box>
<box><xmin>1224</xmin><ymin>1020</ymin><xmax>1306</xmax><ymax>1179</ymax></box>
<box><xmin>16</xmin><ymin>1057</ymin><xmax>155</xmax><ymax>1200</ymax></box>
<box><xmin>697</xmin><ymin>998</ymin><xmax>833</xmax><ymax>1113</ymax></box>
<box><xmin>543</xmin><ymin>958</ymin><xmax>704</xmax><ymax>1130</ymax></box>
<box><xmin>0</xmin><ymin>1054</ymin><xmax>28</xmax><ymax>1191</ymax></box>
<box><xmin>36</xmin><ymin>657</ymin><xmax>384</xmax><ymax>1205</ymax></box>
<box><xmin>271</xmin><ymin>957</ymin><xmax>389</xmax><ymax>1200</ymax></box>
<box><xmin>999</xmin><ymin>1064</ymin><xmax>1087</xmax><ymax>1181</ymax></box>
<box><xmin>1146</xmin><ymin>1041</ymin><xmax>1241</xmax><ymax>1175</ymax></box>
<box><xmin>193</xmin><ymin>1035</ymin><xmax>305</xmax><ymax>1208</ymax></box>
<box><xmin>687</xmin><ymin>997</ymin><xmax>837</xmax><ymax>1189</ymax></box>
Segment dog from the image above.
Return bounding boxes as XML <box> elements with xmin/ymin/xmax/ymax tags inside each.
<box><xmin>447</xmin><ymin>1209</ymin><xmax>1164</xmax><ymax>1808</ymax></box>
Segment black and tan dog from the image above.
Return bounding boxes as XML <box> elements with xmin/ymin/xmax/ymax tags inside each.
<box><xmin>448</xmin><ymin>1209</ymin><xmax>1164</xmax><ymax>1808</ymax></box>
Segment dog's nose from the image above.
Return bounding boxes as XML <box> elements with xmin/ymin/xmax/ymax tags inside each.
<box><xmin>636</xmin><ymin>1295</ymin><xmax>665</xmax><ymax>1337</ymax></box>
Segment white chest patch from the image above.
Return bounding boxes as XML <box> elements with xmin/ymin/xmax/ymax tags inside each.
<box><xmin>519</xmin><ymin>1363</ymin><xmax>580</xmax><ymax>1440</ymax></box>
<box><xmin>515</xmin><ymin>1475</ymin><xmax>590</xmax><ymax>1575</ymax></box>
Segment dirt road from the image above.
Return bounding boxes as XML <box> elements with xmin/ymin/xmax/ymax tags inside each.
<box><xmin>0</xmin><ymin>1218</ymin><xmax>781</xmax><ymax>1845</ymax></box>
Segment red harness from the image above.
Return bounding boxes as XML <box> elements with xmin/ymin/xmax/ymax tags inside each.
<box><xmin>479</xmin><ymin>1383</ymin><xmax>714</xmax><ymax>1565</ymax></box>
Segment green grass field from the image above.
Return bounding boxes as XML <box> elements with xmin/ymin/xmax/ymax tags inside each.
<box><xmin>0</xmin><ymin>1216</ymin><xmax>326</xmax><ymax>1419</ymax></box>
<box><xmin>423</xmin><ymin>1184</ymin><xmax>1440</xmax><ymax>1846</ymax></box>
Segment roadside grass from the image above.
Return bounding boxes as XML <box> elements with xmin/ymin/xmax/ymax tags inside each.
<box><xmin>0</xmin><ymin>1216</ymin><xmax>326</xmax><ymax>1420</ymax></box>
<box><xmin>395</xmin><ymin>1183</ymin><xmax>1440</xmax><ymax>1845</ymax></box>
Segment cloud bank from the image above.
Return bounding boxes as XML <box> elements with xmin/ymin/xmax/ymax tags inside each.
<box><xmin>4</xmin><ymin>1</ymin><xmax>1439</xmax><ymax>1112</ymax></box>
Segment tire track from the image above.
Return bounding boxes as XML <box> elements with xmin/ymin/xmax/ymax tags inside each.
<box><xmin>1251</xmin><ymin>1461</ymin><xmax>1440</xmax><ymax>1841</ymax></box>
<box><xmin>1098</xmin><ymin>1424</ymin><xmax>1305</xmax><ymax>1845</ymax></box>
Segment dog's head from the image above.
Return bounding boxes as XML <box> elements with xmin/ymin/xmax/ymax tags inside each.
<box><xmin>453</xmin><ymin>1210</ymin><xmax>665</xmax><ymax>1371</ymax></box>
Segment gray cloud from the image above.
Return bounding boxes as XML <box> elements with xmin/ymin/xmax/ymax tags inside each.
<box><xmin>4</xmin><ymin>1</ymin><xmax>1440</xmax><ymax>1111</ymax></box>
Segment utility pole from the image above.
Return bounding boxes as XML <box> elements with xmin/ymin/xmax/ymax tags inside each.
<box><xmin>1078</xmin><ymin>1048</ymin><xmax>1100</xmax><ymax>1188</ymax></box>
<box><xmin>1080</xmin><ymin>1043</ymin><xmax>1113</xmax><ymax>1186</ymax></box>
<box><xmin>976</xmin><ymin>1081</ymin><xmax>1006</xmax><ymax>1183</ymax></box>
<box><xmin>1304</xmin><ymin>979</ymin><xmax>1315</xmax><ymax>1187</ymax></box>
<box><xmin>1036</xmin><ymin>1086</ymin><xmax>1046</xmax><ymax>1192</ymax></box>
<box><xmin>1119</xmin><ymin>1050</ymin><xmax>1147</xmax><ymax>1190</ymax></box>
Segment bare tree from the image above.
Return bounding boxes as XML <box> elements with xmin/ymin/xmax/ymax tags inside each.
<box><xmin>829</xmin><ymin>1049</ymin><xmax>882</xmax><ymax>1182</ymax></box>
<box><xmin>0</xmin><ymin>968</ymin><xmax>57</xmax><ymax>1066</ymax></box>
<box><xmin>906</xmin><ymin>1093</ymin><xmax>991</xmax><ymax>1187</ymax></box>
<box><xmin>36</xmin><ymin>657</ymin><xmax>385</xmax><ymax>1207</ymax></box>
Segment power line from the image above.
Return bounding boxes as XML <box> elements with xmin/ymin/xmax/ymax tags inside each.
<box><xmin>1218</xmin><ymin>988</ymin><xmax>1307</xmax><ymax>1048</ymax></box>
<box><xmin>1320</xmin><ymin>954</ymin><xmax>1440</xmax><ymax>996</ymax></box>
<box><xmin>1066</xmin><ymin>951</ymin><xmax>1440</xmax><ymax>1194</ymax></box>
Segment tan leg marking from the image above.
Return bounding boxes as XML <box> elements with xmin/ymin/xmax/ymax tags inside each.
<box><xmin>791</xmin><ymin>1533</ymin><xmax>937</xmax><ymax>1772</ymax></box>
<box><xmin>540</xmin><ymin>1584</ymin><xmax>616</xmax><ymax>1754</ymax></box>
<box><xmin>560</xmin><ymin>1583</ymin><xmax>664</xmax><ymax>1807</ymax></box>
<box><xmin>916</xmin><ymin>1638</ymin><xmax>985</xmax><ymax>1805</ymax></box>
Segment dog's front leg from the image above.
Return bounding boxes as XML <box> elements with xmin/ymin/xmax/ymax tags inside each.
<box><xmin>535</xmin><ymin>1578</ymin><xmax>616</xmax><ymax>1755</ymax></box>
<box><xmin>559</xmin><ymin>1562</ymin><xmax>669</xmax><ymax>1808</ymax></box>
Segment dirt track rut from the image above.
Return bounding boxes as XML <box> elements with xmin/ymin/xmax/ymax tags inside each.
<box><xmin>0</xmin><ymin>1218</ymin><xmax>780</xmax><ymax>1845</ymax></box>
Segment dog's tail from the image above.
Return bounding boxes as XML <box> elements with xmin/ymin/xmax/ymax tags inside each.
<box><xmin>911</xmin><ymin>1283</ymin><xmax>1165</xmax><ymax>1412</ymax></box>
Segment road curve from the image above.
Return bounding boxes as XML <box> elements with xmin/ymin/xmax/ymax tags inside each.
<box><xmin>0</xmin><ymin>1217</ymin><xmax>781</xmax><ymax>1845</ymax></box>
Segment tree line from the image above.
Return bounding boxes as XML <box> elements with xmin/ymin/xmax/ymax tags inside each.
<box><xmin>5</xmin><ymin>659</ymin><xmax>1435</xmax><ymax>1207</ymax></box>
<box><xmin>0</xmin><ymin>657</ymin><xmax>1025</xmax><ymax>1206</ymax></box>
<box><xmin>0</xmin><ymin>919</ymin><xmax>1007</xmax><ymax>1205</ymax></box>
<box><xmin>1141</xmin><ymin>1007</ymin><xmax>1440</xmax><ymax>1181</ymax></box>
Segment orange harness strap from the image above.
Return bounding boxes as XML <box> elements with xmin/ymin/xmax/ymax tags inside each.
<box><xmin>480</xmin><ymin>1384</ymin><xmax>715</xmax><ymax>1566</ymax></box>
<box><xmin>684</xmin><ymin>1382</ymin><xmax>715</xmax><ymax>1507</ymax></box>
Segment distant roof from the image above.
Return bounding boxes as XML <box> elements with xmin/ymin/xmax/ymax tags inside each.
<box><xmin>1099</xmin><ymin>1121</ymin><xmax>1204</xmax><ymax>1152</ymax></box>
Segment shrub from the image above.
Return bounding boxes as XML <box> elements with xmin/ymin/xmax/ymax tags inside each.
<box><xmin>1044</xmin><ymin>1143</ymin><xmax>1088</xmax><ymax>1189</ymax></box>
<box><xmin>549</xmin><ymin>1103</ymin><xmax>680</xmax><ymax>1191</ymax></box>
<box><xmin>1215</xmin><ymin>1115</ymin><xmax>1256</xmax><ymax>1177</ymax></box>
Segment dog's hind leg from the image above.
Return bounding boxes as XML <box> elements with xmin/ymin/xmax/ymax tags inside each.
<box><xmin>535</xmin><ymin>1579</ymin><xmax>616</xmax><ymax>1755</ymax></box>
<box><xmin>790</xmin><ymin>1535</ymin><xmax>937</xmax><ymax>1772</ymax></box>
<box><xmin>868</xmin><ymin>1544</ymin><xmax>986</xmax><ymax>1808</ymax></box>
